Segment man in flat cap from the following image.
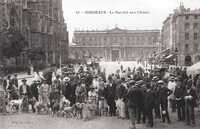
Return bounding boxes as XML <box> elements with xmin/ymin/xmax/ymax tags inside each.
<box><xmin>152</xmin><ymin>76</ymin><xmax>161</xmax><ymax>119</ymax></box>
<box><xmin>158</xmin><ymin>80</ymin><xmax>172</xmax><ymax>123</ymax></box>
<box><xmin>127</xmin><ymin>80</ymin><xmax>144</xmax><ymax>129</ymax></box>
<box><xmin>19</xmin><ymin>79</ymin><xmax>30</xmax><ymax>112</ymax></box>
<box><xmin>145</xmin><ymin>83</ymin><xmax>155</xmax><ymax>127</ymax></box>
<box><xmin>12</xmin><ymin>74</ymin><xmax>18</xmax><ymax>89</ymax></box>
<box><xmin>174</xmin><ymin>77</ymin><xmax>185</xmax><ymax>121</ymax></box>
<box><xmin>168</xmin><ymin>76</ymin><xmax>176</xmax><ymax>112</ymax></box>
<box><xmin>184</xmin><ymin>79</ymin><xmax>197</xmax><ymax>126</ymax></box>
<box><xmin>136</xmin><ymin>80</ymin><xmax>146</xmax><ymax>124</ymax></box>
<box><xmin>19</xmin><ymin>79</ymin><xmax>29</xmax><ymax>97</ymax></box>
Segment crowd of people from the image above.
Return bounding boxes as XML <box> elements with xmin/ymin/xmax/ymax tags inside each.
<box><xmin>0</xmin><ymin>62</ymin><xmax>199</xmax><ymax>129</ymax></box>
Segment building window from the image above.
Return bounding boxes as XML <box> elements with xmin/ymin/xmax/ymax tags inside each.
<box><xmin>194</xmin><ymin>33</ymin><xmax>198</xmax><ymax>40</ymax></box>
<box><xmin>194</xmin><ymin>15</ymin><xmax>198</xmax><ymax>19</ymax></box>
<box><xmin>120</xmin><ymin>37</ymin><xmax>123</xmax><ymax>41</ymax></box>
<box><xmin>185</xmin><ymin>33</ymin><xmax>189</xmax><ymax>40</ymax></box>
<box><xmin>137</xmin><ymin>37</ymin><xmax>140</xmax><ymax>41</ymax></box>
<box><xmin>110</xmin><ymin>37</ymin><xmax>113</xmax><ymax>41</ymax></box>
<box><xmin>194</xmin><ymin>44</ymin><xmax>198</xmax><ymax>52</ymax></box>
<box><xmin>185</xmin><ymin>44</ymin><xmax>189</xmax><ymax>53</ymax></box>
<box><xmin>185</xmin><ymin>15</ymin><xmax>189</xmax><ymax>20</ymax></box>
<box><xmin>185</xmin><ymin>23</ymin><xmax>190</xmax><ymax>30</ymax></box>
<box><xmin>153</xmin><ymin>37</ymin><xmax>157</xmax><ymax>43</ymax></box>
<box><xmin>193</xmin><ymin>23</ymin><xmax>198</xmax><ymax>29</ymax></box>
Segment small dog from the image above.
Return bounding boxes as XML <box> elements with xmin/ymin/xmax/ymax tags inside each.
<box><xmin>34</xmin><ymin>101</ymin><xmax>48</xmax><ymax>114</ymax></box>
<box><xmin>62</xmin><ymin>104</ymin><xmax>76</xmax><ymax>118</ymax></box>
<box><xmin>8</xmin><ymin>99</ymin><xmax>23</xmax><ymax>113</ymax></box>
<box><xmin>82</xmin><ymin>101</ymin><xmax>97</xmax><ymax>121</ymax></box>
<box><xmin>51</xmin><ymin>100</ymin><xmax>60</xmax><ymax>117</ymax></box>
<box><xmin>73</xmin><ymin>103</ymin><xmax>84</xmax><ymax>119</ymax></box>
<box><xmin>115</xmin><ymin>99</ymin><xmax>126</xmax><ymax>119</ymax></box>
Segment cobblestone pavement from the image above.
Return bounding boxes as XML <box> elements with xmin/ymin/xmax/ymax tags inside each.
<box><xmin>0</xmin><ymin>110</ymin><xmax>200</xmax><ymax>129</ymax></box>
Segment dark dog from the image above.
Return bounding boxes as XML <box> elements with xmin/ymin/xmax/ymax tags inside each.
<box><xmin>73</xmin><ymin>103</ymin><xmax>84</xmax><ymax>119</ymax></box>
<box><xmin>51</xmin><ymin>100</ymin><xmax>60</xmax><ymax>117</ymax></box>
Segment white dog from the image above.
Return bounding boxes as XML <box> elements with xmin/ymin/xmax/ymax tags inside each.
<box><xmin>8</xmin><ymin>99</ymin><xmax>23</xmax><ymax>113</ymax></box>
<box><xmin>115</xmin><ymin>98</ymin><xmax>126</xmax><ymax>119</ymax></box>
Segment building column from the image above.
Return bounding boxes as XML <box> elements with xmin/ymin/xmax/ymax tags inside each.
<box><xmin>109</xmin><ymin>48</ymin><xmax>112</xmax><ymax>61</ymax></box>
<box><xmin>45</xmin><ymin>51</ymin><xmax>48</xmax><ymax>66</ymax></box>
<box><xmin>124</xmin><ymin>47</ymin><xmax>126</xmax><ymax>61</ymax></box>
<box><xmin>52</xmin><ymin>51</ymin><xmax>55</xmax><ymax>64</ymax></box>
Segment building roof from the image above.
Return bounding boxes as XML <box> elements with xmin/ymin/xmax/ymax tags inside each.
<box><xmin>163</xmin><ymin>5</ymin><xmax>200</xmax><ymax>24</ymax></box>
<box><xmin>74</xmin><ymin>27</ymin><xmax>160</xmax><ymax>34</ymax></box>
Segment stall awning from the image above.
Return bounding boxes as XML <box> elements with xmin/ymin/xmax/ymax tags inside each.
<box><xmin>156</xmin><ymin>49</ymin><xmax>170</xmax><ymax>56</ymax></box>
<box><xmin>187</xmin><ymin>61</ymin><xmax>200</xmax><ymax>75</ymax></box>
<box><xmin>165</xmin><ymin>54</ymin><xmax>175</xmax><ymax>59</ymax></box>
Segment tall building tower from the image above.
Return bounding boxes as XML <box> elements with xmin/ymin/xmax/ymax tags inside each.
<box><xmin>1</xmin><ymin>0</ymin><xmax>68</xmax><ymax>68</ymax></box>
<box><xmin>161</xmin><ymin>4</ymin><xmax>200</xmax><ymax>66</ymax></box>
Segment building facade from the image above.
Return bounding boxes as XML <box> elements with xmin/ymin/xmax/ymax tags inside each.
<box><xmin>70</xmin><ymin>27</ymin><xmax>160</xmax><ymax>62</ymax></box>
<box><xmin>0</xmin><ymin>0</ymin><xmax>68</xmax><ymax>67</ymax></box>
<box><xmin>161</xmin><ymin>3</ymin><xmax>200</xmax><ymax>66</ymax></box>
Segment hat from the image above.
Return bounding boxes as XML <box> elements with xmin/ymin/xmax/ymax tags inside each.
<box><xmin>135</xmin><ymin>80</ymin><xmax>144</xmax><ymax>86</ymax></box>
<box><xmin>93</xmin><ymin>75</ymin><xmax>98</xmax><ymax>78</ymax></box>
<box><xmin>37</xmin><ymin>80</ymin><xmax>41</xmax><ymax>83</ymax></box>
<box><xmin>168</xmin><ymin>77</ymin><xmax>175</xmax><ymax>81</ymax></box>
<box><xmin>129</xmin><ymin>80</ymin><xmax>135</xmax><ymax>85</ymax></box>
<box><xmin>170</xmin><ymin>74</ymin><xmax>176</xmax><ymax>77</ymax></box>
<box><xmin>90</xmin><ymin>86</ymin><xmax>95</xmax><ymax>89</ymax></box>
<box><xmin>80</xmin><ymin>79</ymin><xmax>85</xmax><ymax>83</ymax></box>
<box><xmin>63</xmin><ymin>77</ymin><xmax>70</xmax><ymax>82</ymax></box>
<box><xmin>157</xmin><ymin>80</ymin><xmax>164</xmax><ymax>84</ymax></box>
<box><xmin>152</xmin><ymin>76</ymin><xmax>159</xmax><ymax>81</ymax></box>
<box><xmin>22</xmin><ymin>78</ymin><xmax>27</xmax><ymax>82</ymax></box>
<box><xmin>176</xmin><ymin>76</ymin><xmax>182</xmax><ymax>81</ymax></box>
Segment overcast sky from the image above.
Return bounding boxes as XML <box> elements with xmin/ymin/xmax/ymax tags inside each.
<box><xmin>63</xmin><ymin>0</ymin><xmax>200</xmax><ymax>42</ymax></box>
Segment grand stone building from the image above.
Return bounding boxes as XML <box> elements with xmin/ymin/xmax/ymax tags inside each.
<box><xmin>0</xmin><ymin>0</ymin><xmax>68</xmax><ymax>67</ymax></box>
<box><xmin>70</xmin><ymin>27</ymin><xmax>160</xmax><ymax>62</ymax></box>
<box><xmin>161</xmin><ymin>3</ymin><xmax>200</xmax><ymax>66</ymax></box>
